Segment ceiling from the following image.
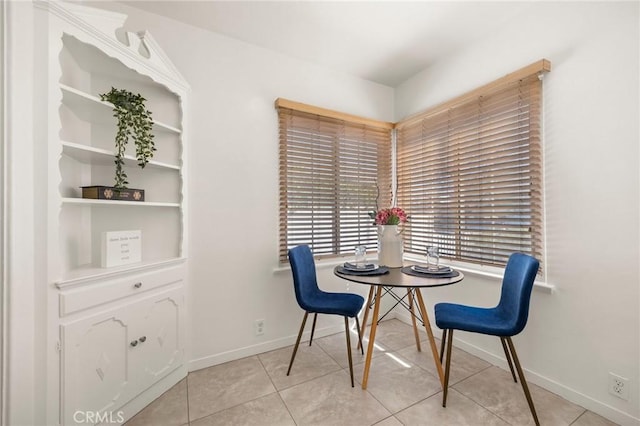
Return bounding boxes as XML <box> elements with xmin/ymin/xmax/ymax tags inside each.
<box><xmin>122</xmin><ymin>1</ymin><xmax>534</xmax><ymax>87</ymax></box>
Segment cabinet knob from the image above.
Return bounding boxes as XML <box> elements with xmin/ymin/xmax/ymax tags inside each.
<box><xmin>130</xmin><ymin>340</ymin><xmax>138</xmax><ymax>347</ymax></box>
<box><xmin>133</xmin><ymin>282</ymin><xmax>142</xmax><ymax>289</ymax></box>
<box><xmin>139</xmin><ymin>336</ymin><xmax>147</xmax><ymax>343</ymax></box>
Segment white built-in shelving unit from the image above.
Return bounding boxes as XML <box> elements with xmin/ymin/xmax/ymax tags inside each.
<box><xmin>36</xmin><ymin>1</ymin><xmax>190</xmax><ymax>424</ymax></box>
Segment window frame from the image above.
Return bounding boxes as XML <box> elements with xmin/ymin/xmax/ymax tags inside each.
<box><xmin>395</xmin><ymin>60</ymin><xmax>549</xmax><ymax>270</ymax></box>
<box><xmin>276</xmin><ymin>98</ymin><xmax>393</xmax><ymax>263</ymax></box>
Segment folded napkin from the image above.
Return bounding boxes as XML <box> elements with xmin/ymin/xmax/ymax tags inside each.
<box><xmin>336</xmin><ymin>265</ymin><xmax>390</xmax><ymax>276</ymax></box>
<box><xmin>411</xmin><ymin>265</ymin><xmax>452</xmax><ymax>274</ymax></box>
<box><xmin>344</xmin><ymin>262</ymin><xmax>377</xmax><ymax>271</ymax></box>
<box><xmin>401</xmin><ymin>266</ymin><xmax>460</xmax><ymax>279</ymax></box>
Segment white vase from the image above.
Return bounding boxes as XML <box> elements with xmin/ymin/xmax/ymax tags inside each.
<box><xmin>377</xmin><ymin>225</ymin><xmax>403</xmax><ymax>267</ymax></box>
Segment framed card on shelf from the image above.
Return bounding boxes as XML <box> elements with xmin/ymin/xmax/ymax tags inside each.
<box><xmin>101</xmin><ymin>230</ymin><xmax>142</xmax><ymax>268</ymax></box>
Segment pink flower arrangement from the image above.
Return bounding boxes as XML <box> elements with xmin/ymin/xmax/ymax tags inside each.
<box><xmin>370</xmin><ymin>207</ymin><xmax>408</xmax><ymax>226</ymax></box>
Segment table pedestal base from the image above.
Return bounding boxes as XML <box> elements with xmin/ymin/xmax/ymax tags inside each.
<box><xmin>359</xmin><ymin>287</ymin><xmax>445</xmax><ymax>390</ymax></box>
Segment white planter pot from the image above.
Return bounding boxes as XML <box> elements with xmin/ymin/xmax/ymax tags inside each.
<box><xmin>377</xmin><ymin>225</ymin><xmax>403</xmax><ymax>267</ymax></box>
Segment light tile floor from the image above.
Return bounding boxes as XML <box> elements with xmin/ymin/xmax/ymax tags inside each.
<box><xmin>125</xmin><ymin>319</ymin><xmax>618</xmax><ymax>426</ymax></box>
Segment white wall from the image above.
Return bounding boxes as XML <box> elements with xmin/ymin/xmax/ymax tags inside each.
<box><xmin>396</xmin><ymin>2</ymin><xmax>639</xmax><ymax>425</ymax></box>
<box><xmin>3</xmin><ymin>2</ymin><xmax>41</xmax><ymax>425</ymax></box>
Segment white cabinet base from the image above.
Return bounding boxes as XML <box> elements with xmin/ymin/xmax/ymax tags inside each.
<box><xmin>61</xmin><ymin>284</ymin><xmax>185</xmax><ymax>425</ymax></box>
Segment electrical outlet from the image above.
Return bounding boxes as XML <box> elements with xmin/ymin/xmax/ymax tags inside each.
<box><xmin>254</xmin><ymin>319</ymin><xmax>265</xmax><ymax>336</ymax></box>
<box><xmin>608</xmin><ymin>373</ymin><xmax>629</xmax><ymax>400</ymax></box>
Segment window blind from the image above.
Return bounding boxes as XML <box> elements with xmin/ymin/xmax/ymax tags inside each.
<box><xmin>396</xmin><ymin>62</ymin><xmax>548</xmax><ymax>269</ymax></box>
<box><xmin>277</xmin><ymin>99</ymin><xmax>392</xmax><ymax>262</ymax></box>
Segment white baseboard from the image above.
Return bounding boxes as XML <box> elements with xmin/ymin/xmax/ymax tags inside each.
<box><xmin>393</xmin><ymin>311</ymin><xmax>639</xmax><ymax>426</ymax></box>
<box><xmin>188</xmin><ymin>324</ymin><xmax>344</xmax><ymax>372</ymax></box>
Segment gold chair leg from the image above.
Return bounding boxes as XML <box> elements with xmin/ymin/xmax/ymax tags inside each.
<box><xmin>442</xmin><ymin>329</ymin><xmax>454</xmax><ymax>407</ymax></box>
<box><xmin>500</xmin><ymin>336</ymin><xmax>517</xmax><ymax>383</ymax></box>
<box><xmin>440</xmin><ymin>329</ymin><xmax>448</xmax><ymax>363</ymax></box>
<box><xmin>287</xmin><ymin>312</ymin><xmax>309</xmax><ymax>376</ymax></box>
<box><xmin>505</xmin><ymin>337</ymin><xmax>540</xmax><ymax>426</ymax></box>
<box><xmin>355</xmin><ymin>316</ymin><xmax>364</xmax><ymax>355</ymax></box>
<box><xmin>345</xmin><ymin>317</ymin><xmax>354</xmax><ymax>387</ymax></box>
<box><xmin>309</xmin><ymin>313</ymin><xmax>318</xmax><ymax>346</ymax></box>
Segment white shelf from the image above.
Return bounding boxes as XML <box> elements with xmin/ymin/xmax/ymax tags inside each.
<box><xmin>60</xmin><ymin>84</ymin><xmax>182</xmax><ymax>134</ymax></box>
<box><xmin>62</xmin><ymin>197</ymin><xmax>180</xmax><ymax>207</ymax></box>
<box><xmin>62</xmin><ymin>140</ymin><xmax>180</xmax><ymax>170</ymax></box>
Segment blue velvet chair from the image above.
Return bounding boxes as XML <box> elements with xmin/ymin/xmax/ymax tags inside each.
<box><xmin>435</xmin><ymin>253</ymin><xmax>540</xmax><ymax>425</ymax></box>
<box><xmin>287</xmin><ymin>245</ymin><xmax>365</xmax><ymax>387</ymax></box>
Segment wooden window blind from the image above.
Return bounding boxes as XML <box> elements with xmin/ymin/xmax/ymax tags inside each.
<box><xmin>277</xmin><ymin>98</ymin><xmax>393</xmax><ymax>263</ymax></box>
<box><xmin>396</xmin><ymin>60</ymin><xmax>550</xmax><ymax>269</ymax></box>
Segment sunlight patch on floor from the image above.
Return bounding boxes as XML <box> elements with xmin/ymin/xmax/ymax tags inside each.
<box><xmin>385</xmin><ymin>352</ymin><xmax>411</xmax><ymax>368</ymax></box>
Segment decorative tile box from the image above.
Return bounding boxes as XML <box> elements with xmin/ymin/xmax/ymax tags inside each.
<box><xmin>81</xmin><ymin>186</ymin><xmax>145</xmax><ymax>202</ymax></box>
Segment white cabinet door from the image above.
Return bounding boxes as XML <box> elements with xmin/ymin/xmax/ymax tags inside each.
<box><xmin>61</xmin><ymin>286</ymin><xmax>184</xmax><ymax>425</ymax></box>
<box><xmin>131</xmin><ymin>288</ymin><xmax>184</xmax><ymax>391</ymax></box>
<box><xmin>61</xmin><ymin>308</ymin><xmax>136</xmax><ymax>425</ymax></box>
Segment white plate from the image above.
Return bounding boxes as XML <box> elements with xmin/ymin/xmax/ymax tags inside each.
<box><xmin>343</xmin><ymin>262</ymin><xmax>379</xmax><ymax>272</ymax></box>
<box><xmin>411</xmin><ymin>265</ymin><xmax>452</xmax><ymax>274</ymax></box>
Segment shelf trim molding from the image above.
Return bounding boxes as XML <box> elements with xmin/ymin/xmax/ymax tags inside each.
<box><xmin>36</xmin><ymin>0</ymin><xmax>190</xmax><ymax>93</ymax></box>
<box><xmin>55</xmin><ymin>257</ymin><xmax>187</xmax><ymax>289</ymax></box>
<box><xmin>62</xmin><ymin>198</ymin><xmax>180</xmax><ymax>207</ymax></box>
<box><xmin>62</xmin><ymin>140</ymin><xmax>180</xmax><ymax>170</ymax></box>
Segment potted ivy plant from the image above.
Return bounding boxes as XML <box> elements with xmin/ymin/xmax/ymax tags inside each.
<box><xmin>100</xmin><ymin>87</ymin><xmax>155</xmax><ymax>189</ymax></box>
<box><xmin>81</xmin><ymin>87</ymin><xmax>155</xmax><ymax>202</ymax></box>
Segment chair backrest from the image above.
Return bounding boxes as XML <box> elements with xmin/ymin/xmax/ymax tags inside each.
<box><xmin>288</xmin><ymin>245</ymin><xmax>321</xmax><ymax>311</ymax></box>
<box><xmin>497</xmin><ymin>253</ymin><xmax>540</xmax><ymax>336</ymax></box>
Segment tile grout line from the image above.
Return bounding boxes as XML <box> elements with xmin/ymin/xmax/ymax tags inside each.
<box><xmin>310</xmin><ymin>329</ymin><xmax>400</xmax><ymax>425</ymax></box>
<box><xmin>271</xmin><ymin>341</ymin><xmax>345</xmax><ymax>392</ymax></box>
<box><xmin>185</xmin><ymin>375</ymin><xmax>190</xmax><ymax>425</ymax></box>
<box><xmin>185</xmin><ymin>356</ymin><xmax>281</xmax><ymax>424</ymax></box>
<box><xmin>568</xmin><ymin>409</ymin><xmax>590</xmax><ymax>426</ymax></box>
<box><xmin>361</xmin><ymin>346</ymin><xmax>443</xmax><ymax>421</ymax></box>
<box><xmin>450</xmin><ymin>366</ymin><xmax>521</xmax><ymax>426</ymax></box>
<box><xmin>255</xmin><ymin>352</ymin><xmax>299</xmax><ymax>425</ymax></box>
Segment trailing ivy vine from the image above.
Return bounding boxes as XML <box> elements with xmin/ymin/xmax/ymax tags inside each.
<box><xmin>99</xmin><ymin>87</ymin><xmax>155</xmax><ymax>189</ymax></box>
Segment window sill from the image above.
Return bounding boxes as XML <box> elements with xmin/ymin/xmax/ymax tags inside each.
<box><xmin>275</xmin><ymin>254</ymin><xmax>555</xmax><ymax>294</ymax></box>
<box><xmin>273</xmin><ymin>256</ymin><xmax>351</xmax><ymax>274</ymax></box>
<box><xmin>404</xmin><ymin>254</ymin><xmax>555</xmax><ymax>294</ymax></box>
